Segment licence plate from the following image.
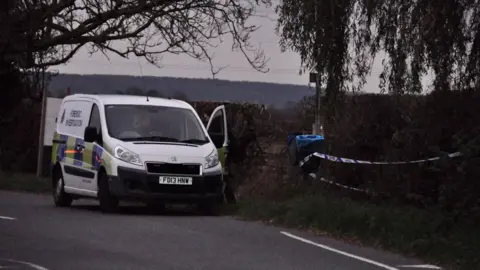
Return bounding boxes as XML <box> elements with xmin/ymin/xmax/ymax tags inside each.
<box><xmin>159</xmin><ymin>176</ymin><xmax>193</xmax><ymax>185</ymax></box>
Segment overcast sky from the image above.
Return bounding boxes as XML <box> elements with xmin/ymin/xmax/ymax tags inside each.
<box><xmin>54</xmin><ymin>5</ymin><xmax>433</xmax><ymax>93</ymax></box>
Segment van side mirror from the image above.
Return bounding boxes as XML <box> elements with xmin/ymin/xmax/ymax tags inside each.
<box><xmin>84</xmin><ymin>126</ymin><xmax>98</xmax><ymax>143</ymax></box>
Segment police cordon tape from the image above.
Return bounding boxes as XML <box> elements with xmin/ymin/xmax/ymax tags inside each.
<box><xmin>298</xmin><ymin>151</ymin><xmax>463</xmax><ymax>195</ymax></box>
<box><xmin>307</xmin><ymin>173</ymin><xmax>376</xmax><ymax>195</ymax></box>
<box><xmin>299</xmin><ymin>151</ymin><xmax>463</xmax><ymax>167</ymax></box>
<box><xmin>288</xmin><ymin>135</ymin><xmax>464</xmax><ymax>194</ymax></box>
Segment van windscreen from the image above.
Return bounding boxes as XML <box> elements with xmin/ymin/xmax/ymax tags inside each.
<box><xmin>105</xmin><ymin>104</ymin><xmax>209</xmax><ymax>144</ymax></box>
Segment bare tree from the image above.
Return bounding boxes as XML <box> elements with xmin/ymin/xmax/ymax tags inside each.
<box><xmin>0</xmin><ymin>0</ymin><xmax>272</xmax><ymax>75</ymax></box>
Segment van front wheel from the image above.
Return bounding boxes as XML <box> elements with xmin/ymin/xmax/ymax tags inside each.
<box><xmin>53</xmin><ymin>169</ymin><xmax>72</xmax><ymax>207</ymax></box>
<box><xmin>98</xmin><ymin>173</ymin><xmax>119</xmax><ymax>213</ymax></box>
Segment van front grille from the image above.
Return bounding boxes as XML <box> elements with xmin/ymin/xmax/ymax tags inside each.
<box><xmin>145</xmin><ymin>162</ymin><xmax>201</xmax><ymax>175</ymax></box>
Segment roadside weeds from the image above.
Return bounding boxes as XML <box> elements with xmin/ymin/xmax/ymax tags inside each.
<box><xmin>0</xmin><ymin>171</ymin><xmax>50</xmax><ymax>194</ymax></box>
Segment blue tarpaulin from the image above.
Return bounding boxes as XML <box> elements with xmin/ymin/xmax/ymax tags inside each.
<box><xmin>287</xmin><ymin>133</ymin><xmax>324</xmax><ymax>150</ymax></box>
<box><xmin>296</xmin><ymin>135</ymin><xmax>324</xmax><ymax>149</ymax></box>
<box><xmin>287</xmin><ymin>133</ymin><xmax>325</xmax><ymax>166</ymax></box>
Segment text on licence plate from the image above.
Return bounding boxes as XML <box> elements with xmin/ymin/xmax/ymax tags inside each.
<box><xmin>159</xmin><ymin>176</ymin><xmax>193</xmax><ymax>185</ymax></box>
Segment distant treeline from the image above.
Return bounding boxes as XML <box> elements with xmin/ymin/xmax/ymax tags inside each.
<box><xmin>45</xmin><ymin>73</ymin><xmax>316</xmax><ymax>108</ymax></box>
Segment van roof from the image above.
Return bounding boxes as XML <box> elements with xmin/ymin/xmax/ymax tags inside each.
<box><xmin>67</xmin><ymin>94</ymin><xmax>191</xmax><ymax>109</ymax></box>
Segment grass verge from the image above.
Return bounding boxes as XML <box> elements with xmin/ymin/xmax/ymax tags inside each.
<box><xmin>235</xmin><ymin>191</ymin><xmax>479</xmax><ymax>270</ymax></box>
<box><xmin>0</xmin><ymin>171</ymin><xmax>50</xmax><ymax>193</ymax></box>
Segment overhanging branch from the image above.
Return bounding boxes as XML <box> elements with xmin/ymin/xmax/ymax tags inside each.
<box><xmin>1</xmin><ymin>0</ymin><xmax>272</xmax><ymax>75</ymax></box>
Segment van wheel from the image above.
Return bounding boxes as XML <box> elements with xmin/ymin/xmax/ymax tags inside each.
<box><xmin>53</xmin><ymin>169</ymin><xmax>72</xmax><ymax>207</ymax></box>
<box><xmin>98</xmin><ymin>173</ymin><xmax>119</xmax><ymax>213</ymax></box>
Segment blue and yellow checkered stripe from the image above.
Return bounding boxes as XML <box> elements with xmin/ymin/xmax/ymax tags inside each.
<box><xmin>51</xmin><ymin>132</ymin><xmax>112</xmax><ymax>175</ymax></box>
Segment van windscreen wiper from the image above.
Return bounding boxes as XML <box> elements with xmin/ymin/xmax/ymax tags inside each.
<box><xmin>121</xmin><ymin>136</ymin><xmax>179</xmax><ymax>142</ymax></box>
<box><xmin>180</xmin><ymin>139</ymin><xmax>209</xmax><ymax>145</ymax></box>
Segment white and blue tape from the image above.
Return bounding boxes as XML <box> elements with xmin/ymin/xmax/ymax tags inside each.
<box><xmin>301</xmin><ymin>152</ymin><xmax>463</xmax><ymax>195</ymax></box>
<box><xmin>307</xmin><ymin>173</ymin><xmax>376</xmax><ymax>195</ymax></box>
<box><xmin>299</xmin><ymin>151</ymin><xmax>463</xmax><ymax>167</ymax></box>
<box><xmin>289</xmin><ymin>134</ymin><xmax>463</xmax><ymax>194</ymax></box>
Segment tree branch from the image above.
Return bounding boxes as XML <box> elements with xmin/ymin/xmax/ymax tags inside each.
<box><xmin>1</xmin><ymin>0</ymin><xmax>272</xmax><ymax>77</ymax></box>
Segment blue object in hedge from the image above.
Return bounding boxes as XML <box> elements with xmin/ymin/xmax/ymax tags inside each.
<box><xmin>296</xmin><ymin>135</ymin><xmax>324</xmax><ymax>150</ymax></box>
<box><xmin>286</xmin><ymin>133</ymin><xmax>324</xmax><ymax>166</ymax></box>
<box><xmin>287</xmin><ymin>133</ymin><xmax>324</xmax><ymax>149</ymax></box>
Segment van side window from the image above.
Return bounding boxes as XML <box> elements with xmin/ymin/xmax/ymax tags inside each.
<box><xmin>88</xmin><ymin>104</ymin><xmax>103</xmax><ymax>145</ymax></box>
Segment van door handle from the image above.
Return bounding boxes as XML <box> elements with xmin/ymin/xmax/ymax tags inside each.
<box><xmin>75</xmin><ymin>144</ymin><xmax>85</xmax><ymax>151</ymax></box>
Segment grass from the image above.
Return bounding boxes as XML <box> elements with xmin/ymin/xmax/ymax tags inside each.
<box><xmin>235</xmin><ymin>191</ymin><xmax>480</xmax><ymax>270</ymax></box>
<box><xmin>0</xmin><ymin>171</ymin><xmax>50</xmax><ymax>194</ymax></box>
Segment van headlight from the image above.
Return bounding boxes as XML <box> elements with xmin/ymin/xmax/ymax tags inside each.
<box><xmin>114</xmin><ymin>146</ymin><xmax>142</xmax><ymax>166</ymax></box>
<box><xmin>204</xmin><ymin>149</ymin><xmax>219</xmax><ymax>169</ymax></box>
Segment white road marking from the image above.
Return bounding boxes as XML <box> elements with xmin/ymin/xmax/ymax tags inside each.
<box><xmin>281</xmin><ymin>231</ymin><xmax>399</xmax><ymax>270</ymax></box>
<box><xmin>0</xmin><ymin>259</ymin><xmax>49</xmax><ymax>270</ymax></box>
<box><xmin>0</xmin><ymin>216</ymin><xmax>15</xmax><ymax>221</ymax></box>
<box><xmin>397</xmin><ymin>265</ymin><xmax>442</xmax><ymax>269</ymax></box>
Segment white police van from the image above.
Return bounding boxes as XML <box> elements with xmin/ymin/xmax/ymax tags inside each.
<box><xmin>50</xmin><ymin>94</ymin><xmax>228</xmax><ymax>213</ymax></box>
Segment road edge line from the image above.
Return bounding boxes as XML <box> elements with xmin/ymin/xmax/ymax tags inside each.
<box><xmin>280</xmin><ymin>231</ymin><xmax>399</xmax><ymax>270</ymax></box>
<box><xmin>397</xmin><ymin>264</ymin><xmax>442</xmax><ymax>269</ymax></box>
<box><xmin>0</xmin><ymin>259</ymin><xmax>49</xmax><ymax>270</ymax></box>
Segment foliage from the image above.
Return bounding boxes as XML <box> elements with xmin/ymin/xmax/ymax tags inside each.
<box><xmin>191</xmin><ymin>101</ymin><xmax>275</xmax><ymax>167</ymax></box>
<box><xmin>0</xmin><ymin>98</ymin><xmax>43</xmax><ymax>173</ymax></box>
<box><xmin>0</xmin><ymin>171</ymin><xmax>49</xmax><ymax>194</ymax></box>
<box><xmin>276</xmin><ymin>0</ymin><xmax>480</xmax><ymax>95</ymax></box>
<box><xmin>276</xmin><ymin>0</ymin><xmax>352</xmax><ymax>127</ymax></box>
<box><xmin>291</xmin><ymin>91</ymin><xmax>480</xmax><ymax>221</ymax></box>
<box><xmin>0</xmin><ymin>0</ymin><xmax>271</xmax><ymax>72</ymax></box>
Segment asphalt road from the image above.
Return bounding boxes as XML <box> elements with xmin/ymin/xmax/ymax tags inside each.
<box><xmin>0</xmin><ymin>191</ymin><xmax>439</xmax><ymax>270</ymax></box>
